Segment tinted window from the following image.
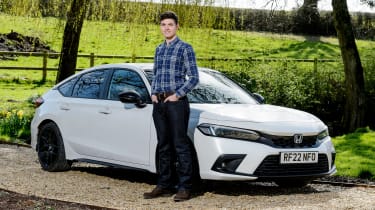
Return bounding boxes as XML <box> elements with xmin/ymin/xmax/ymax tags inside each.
<box><xmin>58</xmin><ymin>77</ymin><xmax>78</xmax><ymax>96</ymax></box>
<box><xmin>108</xmin><ymin>69</ymin><xmax>150</xmax><ymax>102</ymax></box>
<box><xmin>188</xmin><ymin>71</ymin><xmax>258</xmax><ymax>104</ymax></box>
<box><xmin>143</xmin><ymin>68</ymin><xmax>258</xmax><ymax>104</ymax></box>
<box><xmin>72</xmin><ymin>70</ymin><xmax>107</xmax><ymax>99</ymax></box>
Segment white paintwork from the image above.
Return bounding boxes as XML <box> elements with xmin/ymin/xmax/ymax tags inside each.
<box><xmin>31</xmin><ymin>63</ymin><xmax>336</xmax><ymax>181</ymax></box>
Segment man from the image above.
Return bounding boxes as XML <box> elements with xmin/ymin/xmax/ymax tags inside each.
<box><xmin>143</xmin><ymin>11</ymin><xmax>199</xmax><ymax>202</ymax></box>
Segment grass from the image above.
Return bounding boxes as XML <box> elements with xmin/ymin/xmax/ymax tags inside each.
<box><xmin>1</xmin><ymin>14</ymin><xmax>374</xmax><ymax>61</ymax></box>
<box><xmin>332</xmin><ymin>127</ymin><xmax>375</xmax><ymax>180</ymax></box>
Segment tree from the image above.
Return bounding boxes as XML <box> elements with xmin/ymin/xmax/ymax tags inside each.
<box><xmin>265</xmin><ymin>0</ymin><xmax>369</xmax><ymax>132</ymax></box>
<box><xmin>332</xmin><ymin>0</ymin><xmax>366</xmax><ymax>132</ymax></box>
<box><xmin>56</xmin><ymin>0</ymin><xmax>90</xmax><ymax>83</ymax></box>
<box><xmin>293</xmin><ymin>0</ymin><xmax>321</xmax><ymax>35</ymax></box>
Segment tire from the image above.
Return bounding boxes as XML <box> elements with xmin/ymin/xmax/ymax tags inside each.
<box><xmin>275</xmin><ymin>178</ymin><xmax>312</xmax><ymax>188</ymax></box>
<box><xmin>37</xmin><ymin>122</ymin><xmax>72</xmax><ymax>172</ymax></box>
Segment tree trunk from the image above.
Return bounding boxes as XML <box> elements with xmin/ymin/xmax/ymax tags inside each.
<box><xmin>332</xmin><ymin>0</ymin><xmax>366</xmax><ymax>132</ymax></box>
<box><xmin>293</xmin><ymin>0</ymin><xmax>320</xmax><ymax>35</ymax></box>
<box><xmin>56</xmin><ymin>0</ymin><xmax>89</xmax><ymax>83</ymax></box>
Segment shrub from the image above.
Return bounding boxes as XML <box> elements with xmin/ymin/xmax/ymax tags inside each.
<box><xmin>207</xmin><ymin>59</ymin><xmax>349</xmax><ymax>135</ymax></box>
<box><xmin>0</xmin><ymin>108</ymin><xmax>32</xmax><ymax>142</ymax></box>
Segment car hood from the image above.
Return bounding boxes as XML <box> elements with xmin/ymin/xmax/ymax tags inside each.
<box><xmin>190</xmin><ymin>104</ymin><xmax>326</xmax><ymax>135</ymax></box>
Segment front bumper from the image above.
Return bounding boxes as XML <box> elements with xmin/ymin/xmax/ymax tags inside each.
<box><xmin>194</xmin><ymin>131</ymin><xmax>336</xmax><ymax>181</ymax></box>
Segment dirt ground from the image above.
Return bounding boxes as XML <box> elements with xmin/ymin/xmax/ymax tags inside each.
<box><xmin>1</xmin><ymin>143</ymin><xmax>375</xmax><ymax>210</ymax></box>
<box><xmin>0</xmin><ymin>188</ymin><xmax>113</xmax><ymax>210</ymax></box>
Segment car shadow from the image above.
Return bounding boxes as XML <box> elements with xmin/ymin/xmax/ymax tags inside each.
<box><xmin>71</xmin><ymin>165</ymin><xmax>327</xmax><ymax>197</ymax></box>
<box><xmin>71</xmin><ymin>165</ymin><xmax>157</xmax><ymax>185</ymax></box>
<box><xmin>193</xmin><ymin>180</ymin><xmax>324</xmax><ymax>197</ymax></box>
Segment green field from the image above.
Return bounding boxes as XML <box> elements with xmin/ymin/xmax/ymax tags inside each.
<box><xmin>0</xmin><ymin>14</ymin><xmax>374</xmax><ymax>180</ymax></box>
<box><xmin>1</xmin><ymin>14</ymin><xmax>375</xmax><ymax>60</ymax></box>
<box><xmin>332</xmin><ymin>128</ymin><xmax>375</xmax><ymax>180</ymax></box>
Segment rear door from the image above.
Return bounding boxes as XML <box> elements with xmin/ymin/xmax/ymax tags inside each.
<box><xmin>58</xmin><ymin>69</ymin><xmax>111</xmax><ymax>158</ymax></box>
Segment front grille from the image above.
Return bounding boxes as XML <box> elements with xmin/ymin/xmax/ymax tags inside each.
<box><xmin>260</xmin><ymin>134</ymin><xmax>318</xmax><ymax>148</ymax></box>
<box><xmin>254</xmin><ymin>154</ymin><xmax>329</xmax><ymax>177</ymax></box>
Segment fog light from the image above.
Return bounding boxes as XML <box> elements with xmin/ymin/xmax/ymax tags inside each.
<box><xmin>212</xmin><ymin>154</ymin><xmax>246</xmax><ymax>174</ymax></box>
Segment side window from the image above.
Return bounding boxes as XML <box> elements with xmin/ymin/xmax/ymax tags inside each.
<box><xmin>58</xmin><ymin>77</ymin><xmax>78</xmax><ymax>97</ymax></box>
<box><xmin>108</xmin><ymin>69</ymin><xmax>150</xmax><ymax>102</ymax></box>
<box><xmin>72</xmin><ymin>70</ymin><xmax>107</xmax><ymax>99</ymax></box>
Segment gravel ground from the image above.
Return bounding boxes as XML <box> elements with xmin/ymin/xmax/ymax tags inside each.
<box><xmin>1</xmin><ymin>143</ymin><xmax>375</xmax><ymax>210</ymax></box>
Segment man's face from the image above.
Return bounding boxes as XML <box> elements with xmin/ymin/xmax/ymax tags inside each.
<box><xmin>160</xmin><ymin>18</ymin><xmax>178</xmax><ymax>40</ymax></box>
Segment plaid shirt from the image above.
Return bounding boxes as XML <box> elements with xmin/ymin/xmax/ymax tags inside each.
<box><xmin>151</xmin><ymin>37</ymin><xmax>199</xmax><ymax>98</ymax></box>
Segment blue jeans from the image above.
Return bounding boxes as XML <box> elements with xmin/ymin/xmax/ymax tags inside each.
<box><xmin>152</xmin><ymin>97</ymin><xmax>192</xmax><ymax>190</ymax></box>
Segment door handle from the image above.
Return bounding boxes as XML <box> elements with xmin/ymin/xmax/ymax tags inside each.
<box><xmin>60</xmin><ymin>103</ymin><xmax>70</xmax><ymax>110</ymax></box>
<box><xmin>98</xmin><ymin>107</ymin><xmax>111</xmax><ymax>114</ymax></box>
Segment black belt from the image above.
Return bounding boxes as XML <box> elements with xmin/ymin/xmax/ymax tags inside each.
<box><xmin>155</xmin><ymin>92</ymin><xmax>186</xmax><ymax>101</ymax></box>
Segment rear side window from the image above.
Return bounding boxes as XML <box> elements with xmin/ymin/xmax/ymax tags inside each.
<box><xmin>58</xmin><ymin>77</ymin><xmax>78</xmax><ymax>96</ymax></box>
<box><xmin>72</xmin><ymin>70</ymin><xmax>107</xmax><ymax>99</ymax></box>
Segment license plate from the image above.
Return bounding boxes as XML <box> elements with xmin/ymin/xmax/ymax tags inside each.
<box><xmin>280</xmin><ymin>152</ymin><xmax>318</xmax><ymax>164</ymax></box>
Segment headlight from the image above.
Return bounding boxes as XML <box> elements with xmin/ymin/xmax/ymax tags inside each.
<box><xmin>197</xmin><ymin>123</ymin><xmax>260</xmax><ymax>141</ymax></box>
<box><xmin>317</xmin><ymin>129</ymin><xmax>329</xmax><ymax>140</ymax></box>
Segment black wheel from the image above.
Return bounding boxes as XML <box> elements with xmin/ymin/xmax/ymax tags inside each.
<box><xmin>275</xmin><ymin>178</ymin><xmax>312</xmax><ymax>188</ymax></box>
<box><xmin>37</xmin><ymin>122</ymin><xmax>71</xmax><ymax>172</ymax></box>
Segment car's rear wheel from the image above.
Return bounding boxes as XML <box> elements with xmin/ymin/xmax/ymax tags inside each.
<box><xmin>275</xmin><ymin>178</ymin><xmax>312</xmax><ymax>188</ymax></box>
<box><xmin>37</xmin><ymin>122</ymin><xmax>71</xmax><ymax>172</ymax></box>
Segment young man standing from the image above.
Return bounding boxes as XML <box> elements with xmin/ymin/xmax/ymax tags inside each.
<box><xmin>143</xmin><ymin>11</ymin><xmax>199</xmax><ymax>202</ymax></box>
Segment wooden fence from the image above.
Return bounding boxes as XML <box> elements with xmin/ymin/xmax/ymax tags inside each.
<box><xmin>0</xmin><ymin>51</ymin><xmax>340</xmax><ymax>81</ymax></box>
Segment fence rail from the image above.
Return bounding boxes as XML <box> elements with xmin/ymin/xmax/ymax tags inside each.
<box><xmin>0</xmin><ymin>51</ymin><xmax>341</xmax><ymax>81</ymax></box>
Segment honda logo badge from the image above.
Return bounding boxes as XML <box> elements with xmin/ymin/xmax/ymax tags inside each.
<box><xmin>294</xmin><ymin>134</ymin><xmax>303</xmax><ymax>144</ymax></box>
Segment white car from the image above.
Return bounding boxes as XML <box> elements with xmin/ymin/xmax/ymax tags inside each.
<box><xmin>31</xmin><ymin>63</ymin><xmax>336</xmax><ymax>187</ymax></box>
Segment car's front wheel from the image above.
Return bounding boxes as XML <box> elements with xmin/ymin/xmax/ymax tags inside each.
<box><xmin>37</xmin><ymin>122</ymin><xmax>72</xmax><ymax>172</ymax></box>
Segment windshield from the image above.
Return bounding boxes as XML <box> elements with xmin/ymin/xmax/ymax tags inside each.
<box><xmin>144</xmin><ymin>68</ymin><xmax>259</xmax><ymax>104</ymax></box>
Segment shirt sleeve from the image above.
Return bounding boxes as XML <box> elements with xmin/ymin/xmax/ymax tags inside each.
<box><xmin>175</xmin><ymin>45</ymin><xmax>199</xmax><ymax>97</ymax></box>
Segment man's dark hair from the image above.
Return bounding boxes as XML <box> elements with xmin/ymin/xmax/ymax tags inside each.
<box><xmin>160</xmin><ymin>11</ymin><xmax>178</xmax><ymax>24</ymax></box>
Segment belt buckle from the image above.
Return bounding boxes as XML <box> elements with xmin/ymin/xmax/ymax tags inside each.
<box><xmin>157</xmin><ymin>92</ymin><xmax>173</xmax><ymax>101</ymax></box>
<box><xmin>158</xmin><ymin>93</ymin><xmax>165</xmax><ymax>101</ymax></box>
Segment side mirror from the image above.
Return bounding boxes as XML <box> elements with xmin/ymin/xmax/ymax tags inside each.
<box><xmin>118</xmin><ymin>91</ymin><xmax>147</xmax><ymax>108</ymax></box>
<box><xmin>252</xmin><ymin>93</ymin><xmax>265</xmax><ymax>104</ymax></box>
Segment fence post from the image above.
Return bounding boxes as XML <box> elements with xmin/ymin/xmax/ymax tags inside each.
<box><xmin>132</xmin><ymin>54</ymin><xmax>136</xmax><ymax>63</ymax></box>
<box><xmin>211</xmin><ymin>56</ymin><xmax>215</xmax><ymax>69</ymax></box>
<box><xmin>314</xmin><ymin>57</ymin><xmax>318</xmax><ymax>73</ymax></box>
<box><xmin>42</xmin><ymin>52</ymin><xmax>47</xmax><ymax>82</ymax></box>
<box><xmin>314</xmin><ymin>57</ymin><xmax>318</xmax><ymax>94</ymax></box>
<box><xmin>90</xmin><ymin>53</ymin><xmax>95</xmax><ymax>67</ymax></box>
<box><xmin>283</xmin><ymin>59</ymin><xmax>288</xmax><ymax>71</ymax></box>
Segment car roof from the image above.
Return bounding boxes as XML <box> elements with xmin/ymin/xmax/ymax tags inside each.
<box><xmin>81</xmin><ymin>63</ymin><xmax>219</xmax><ymax>74</ymax></box>
<box><xmin>58</xmin><ymin>63</ymin><xmax>221</xmax><ymax>87</ymax></box>
<box><xmin>85</xmin><ymin>63</ymin><xmax>152</xmax><ymax>71</ymax></box>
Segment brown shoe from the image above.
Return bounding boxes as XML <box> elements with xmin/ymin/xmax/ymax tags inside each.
<box><xmin>173</xmin><ymin>190</ymin><xmax>191</xmax><ymax>202</ymax></box>
<box><xmin>143</xmin><ymin>187</ymin><xmax>174</xmax><ymax>199</ymax></box>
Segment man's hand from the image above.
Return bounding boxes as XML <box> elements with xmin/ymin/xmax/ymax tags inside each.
<box><xmin>151</xmin><ymin>95</ymin><xmax>158</xmax><ymax>103</ymax></box>
<box><xmin>164</xmin><ymin>94</ymin><xmax>179</xmax><ymax>102</ymax></box>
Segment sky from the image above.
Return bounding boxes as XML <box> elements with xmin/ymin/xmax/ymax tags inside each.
<box><xmin>213</xmin><ymin>0</ymin><xmax>375</xmax><ymax>13</ymax></box>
